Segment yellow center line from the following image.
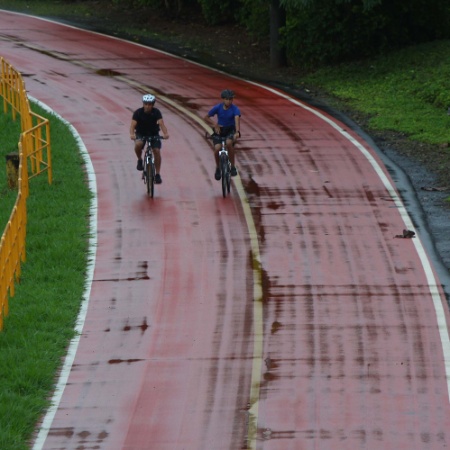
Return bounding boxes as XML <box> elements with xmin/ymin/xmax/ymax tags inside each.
<box><xmin>145</xmin><ymin>91</ymin><xmax>264</xmax><ymax>448</ymax></box>
<box><xmin>234</xmin><ymin>180</ymin><xmax>264</xmax><ymax>449</ymax></box>
<box><xmin>53</xmin><ymin>55</ymin><xmax>265</xmax><ymax>444</ymax></box>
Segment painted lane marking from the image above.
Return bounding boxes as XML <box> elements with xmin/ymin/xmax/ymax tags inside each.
<box><xmin>233</xmin><ymin>180</ymin><xmax>264</xmax><ymax>449</ymax></box>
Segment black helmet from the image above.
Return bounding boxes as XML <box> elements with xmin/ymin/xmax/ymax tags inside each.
<box><xmin>221</xmin><ymin>89</ymin><xmax>235</xmax><ymax>99</ymax></box>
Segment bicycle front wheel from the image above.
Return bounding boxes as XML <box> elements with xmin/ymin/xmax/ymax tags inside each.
<box><xmin>220</xmin><ymin>156</ymin><xmax>228</xmax><ymax>198</ymax></box>
<box><xmin>146</xmin><ymin>161</ymin><xmax>154</xmax><ymax>198</ymax></box>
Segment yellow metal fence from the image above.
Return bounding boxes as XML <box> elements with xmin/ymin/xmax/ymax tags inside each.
<box><xmin>0</xmin><ymin>56</ymin><xmax>52</xmax><ymax>330</ymax></box>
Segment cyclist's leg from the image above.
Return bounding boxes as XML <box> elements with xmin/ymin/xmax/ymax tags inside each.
<box><xmin>226</xmin><ymin>137</ymin><xmax>237</xmax><ymax>176</ymax></box>
<box><xmin>151</xmin><ymin>138</ymin><xmax>162</xmax><ymax>172</ymax></box>
<box><xmin>226</xmin><ymin>138</ymin><xmax>235</xmax><ymax>164</ymax></box>
<box><xmin>214</xmin><ymin>143</ymin><xmax>221</xmax><ymax>167</ymax></box>
<box><xmin>151</xmin><ymin>147</ymin><xmax>162</xmax><ymax>184</ymax></box>
<box><xmin>134</xmin><ymin>136</ymin><xmax>145</xmax><ymax>170</ymax></box>
<box><xmin>213</xmin><ymin>140</ymin><xmax>222</xmax><ymax>180</ymax></box>
<box><xmin>152</xmin><ymin>138</ymin><xmax>163</xmax><ymax>183</ymax></box>
<box><xmin>153</xmin><ymin>147</ymin><xmax>161</xmax><ymax>173</ymax></box>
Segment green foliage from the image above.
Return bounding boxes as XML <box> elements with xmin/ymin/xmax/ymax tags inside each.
<box><xmin>283</xmin><ymin>0</ymin><xmax>450</xmax><ymax>67</ymax></box>
<box><xmin>197</xmin><ymin>0</ymin><xmax>241</xmax><ymax>25</ymax></box>
<box><xmin>302</xmin><ymin>39</ymin><xmax>450</xmax><ymax>145</ymax></box>
<box><xmin>284</xmin><ymin>1</ymin><xmax>380</xmax><ymax>67</ymax></box>
<box><xmin>112</xmin><ymin>0</ymin><xmax>165</xmax><ymax>11</ymax></box>
<box><xmin>236</xmin><ymin>0</ymin><xmax>270</xmax><ymax>38</ymax></box>
<box><xmin>3</xmin><ymin>0</ymin><xmax>450</xmax><ymax>66</ymax></box>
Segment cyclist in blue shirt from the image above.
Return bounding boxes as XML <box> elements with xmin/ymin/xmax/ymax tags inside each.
<box><xmin>204</xmin><ymin>89</ymin><xmax>241</xmax><ymax>180</ymax></box>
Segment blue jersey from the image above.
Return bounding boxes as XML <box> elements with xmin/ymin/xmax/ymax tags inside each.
<box><xmin>208</xmin><ymin>103</ymin><xmax>241</xmax><ymax>127</ymax></box>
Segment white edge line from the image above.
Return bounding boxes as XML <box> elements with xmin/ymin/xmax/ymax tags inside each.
<box><xmin>29</xmin><ymin>96</ymin><xmax>98</xmax><ymax>450</ymax></box>
<box><xmin>249</xmin><ymin>83</ymin><xmax>450</xmax><ymax>402</ymax></box>
<box><xmin>241</xmin><ymin>81</ymin><xmax>450</xmax><ymax>448</ymax></box>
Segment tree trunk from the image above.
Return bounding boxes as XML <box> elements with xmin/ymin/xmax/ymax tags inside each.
<box><xmin>269</xmin><ymin>0</ymin><xmax>287</xmax><ymax>68</ymax></box>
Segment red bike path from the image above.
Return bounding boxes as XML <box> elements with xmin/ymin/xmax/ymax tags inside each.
<box><xmin>1</xmin><ymin>10</ymin><xmax>450</xmax><ymax>450</ymax></box>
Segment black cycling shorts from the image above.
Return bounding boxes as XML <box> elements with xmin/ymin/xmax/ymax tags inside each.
<box><xmin>212</xmin><ymin>126</ymin><xmax>235</xmax><ymax>145</ymax></box>
<box><xmin>136</xmin><ymin>134</ymin><xmax>162</xmax><ymax>149</ymax></box>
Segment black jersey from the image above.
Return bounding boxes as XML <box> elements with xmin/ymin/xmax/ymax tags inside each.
<box><xmin>132</xmin><ymin>107</ymin><xmax>163</xmax><ymax>136</ymax></box>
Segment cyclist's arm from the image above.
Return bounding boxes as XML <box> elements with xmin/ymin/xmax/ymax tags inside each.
<box><xmin>204</xmin><ymin>112</ymin><xmax>221</xmax><ymax>134</ymax></box>
<box><xmin>130</xmin><ymin>119</ymin><xmax>137</xmax><ymax>140</ymax></box>
<box><xmin>234</xmin><ymin>115</ymin><xmax>241</xmax><ymax>139</ymax></box>
<box><xmin>158</xmin><ymin>118</ymin><xmax>169</xmax><ymax>139</ymax></box>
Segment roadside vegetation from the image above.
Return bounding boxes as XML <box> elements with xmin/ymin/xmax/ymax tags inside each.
<box><xmin>0</xmin><ymin>106</ymin><xmax>91</xmax><ymax>449</ymax></box>
<box><xmin>304</xmin><ymin>41</ymin><xmax>450</xmax><ymax>144</ymax></box>
<box><xmin>302</xmin><ymin>40</ymin><xmax>450</xmax><ymax>189</ymax></box>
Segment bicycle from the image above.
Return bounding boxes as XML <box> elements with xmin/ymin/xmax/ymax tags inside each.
<box><xmin>141</xmin><ymin>135</ymin><xmax>161</xmax><ymax>198</ymax></box>
<box><xmin>206</xmin><ymin>133</ymin><xmax>232</xmax><ymax>198</ymax></box>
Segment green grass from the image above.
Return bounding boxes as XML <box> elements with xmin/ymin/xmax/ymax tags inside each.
<box><xmin>301</xmin><ymin>40</ymin><xmax>450</xmax><ymax>203</ymax></box>
<box><xmin>302</xmin><ymin>40</ymin><xmax>450</xmax><ymax>145</ymax></box>
<box><xmin>0</xmin><ymin>104</ymin><xmax>92</xmax><ymax>449</ymax></box>
<box><xmin>301</xmin><ymin>41</ymin><xmax>450</xmax><ymax>198</ymax></box>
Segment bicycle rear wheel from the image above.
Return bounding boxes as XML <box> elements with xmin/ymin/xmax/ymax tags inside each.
<box><xmin>226</xmin><ymin>162</ymin><xmax>231</xmax><ymax>194</ymax></box>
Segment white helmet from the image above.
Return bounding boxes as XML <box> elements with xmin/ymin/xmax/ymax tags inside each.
<box><xmin>142</xmin><ymin>94</ymin><xmax>156</xmax><ymax>104</ymax></box>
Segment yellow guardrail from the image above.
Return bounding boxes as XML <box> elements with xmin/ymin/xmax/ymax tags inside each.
<box><xmin>0</xmin><ymin>56</ymin><xmax>52</xmax><ymax>330</ymax></box>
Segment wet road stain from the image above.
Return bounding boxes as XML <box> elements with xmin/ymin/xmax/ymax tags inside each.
<box><xmin>267</xmin><ymin>201</ymin><xmax>281</xmax><ymax>210</ymax></box>
<box><xmin>166</xmin><ymin>92</ymin><xmax>201</xmax><ymax>110</ymax></box>
<box><xmin>48</xmin><ymin>427</ymin><xmax>74</xmax><ymax>437</ymax></box>
<box><xmin>95</xmin><ymin>260</ymin><xmax>150</xmax><ymax>282</ymax></box>
<box><xmin>260</xmin><ymin>428</ymin><xmax>296</xmax><ymax>440</ymax></box>
<box><xmin>271</xmin><ymin>321</ymin><xmax>282</xmax><ymax>333</ymax></box>
<box><xmin>48</xmin><ymin>70</ymin><xmax>68</xmax><ymax>77</ymax></box>
<box><xmin>96</xmin><ymin>68</ymin><xmax>123</xmax><ymax>77</ymax></box>
<box><xmin>94</xmin><ymin>276</ymin><xmax>149</xmax><ymax>281</ymax></box>
<box><xmin>323</xmin><ymin>184</ymin><xmax>334</xmax><ymax>198</ymax></box>
<box><xmin>108</xmin><ymin>358</ymin><xmax>143</xmax><ymax>364</ymax></box>
<box><xmin>122</xmin><ymin>318</ymin><xmax>149</xmax><ymax>334</ymax></box>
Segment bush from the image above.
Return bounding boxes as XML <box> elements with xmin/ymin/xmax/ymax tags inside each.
<box><xmin>236</xmin><ymin>0</ymin><xmax>270</xmax><ymax>38</ymax></box>
<box><xmin>197</xmin><ymin>0</ymin><xmax>241</xmax><ymax>25</ymax></box>
<box><xmin>283</xmin><ymin>0</ymin><xmax>450</xmax><ymax>67</ymax></box>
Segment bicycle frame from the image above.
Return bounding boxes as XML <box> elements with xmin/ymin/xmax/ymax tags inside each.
<box><xmin>218</xmin><ymin>137</ymin><xmax>231</xmax><ymax>198</ymax></box>
<box><xmin>205</xmin><ymin>132</ymin><xmax>232</xmax><ymax>197</ymax></box>
<box><xmin>142</xmin><ymin>136</ymin><xmax>158</xmax><ymax>198</ymax></box>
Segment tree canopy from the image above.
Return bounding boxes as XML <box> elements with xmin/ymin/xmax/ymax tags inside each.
<box><xmin>74</xmin><ymin>0</ymin><xmax>450</xmax><ymax>68</ymax></box>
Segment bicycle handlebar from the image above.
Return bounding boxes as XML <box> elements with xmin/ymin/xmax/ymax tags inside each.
<box><xmin>142</xmin><ymin>135</ymin><xmax>166</xmax><ymax>140</ymax></box>
<box><xmin>205</xmin><ymin>132</ymin><xmax>227</xmax><ymax>141</ymax></box>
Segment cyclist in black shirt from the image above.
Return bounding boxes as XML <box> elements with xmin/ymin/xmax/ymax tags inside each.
<box><xmin>130</xmin><ymin>94</ymin><xmax>169</xmax><ymax>184</ymax></box>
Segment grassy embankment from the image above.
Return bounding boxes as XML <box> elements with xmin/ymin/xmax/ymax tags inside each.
<box><xmin>303</xmin><ymin>41</ymin><xmax>450</xmax><ymax>192</ymax></box>
<box><xmin>0</xmin><ymin>105</ymin><xmax>92</xmax><ymax>449</ymax></box>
